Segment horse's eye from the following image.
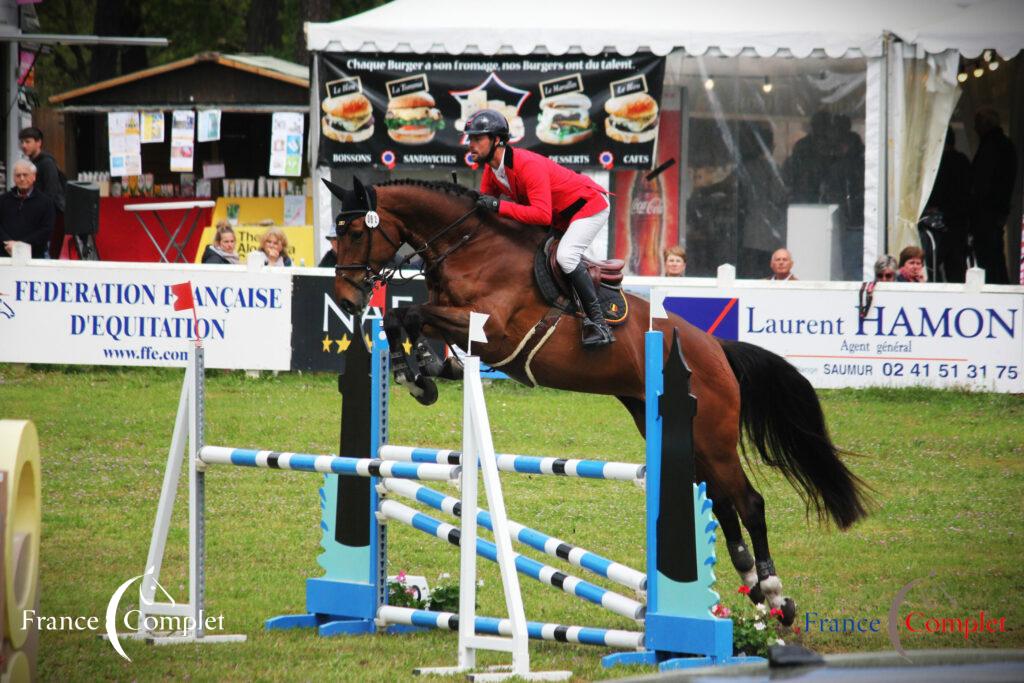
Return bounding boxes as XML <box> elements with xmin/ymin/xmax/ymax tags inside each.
<box><xmin>351</xmin><ymin>230</ymin><xmax>364</xmax><ymax>241</ymax></box>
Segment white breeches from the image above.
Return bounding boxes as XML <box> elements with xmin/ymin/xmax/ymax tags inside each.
<box><xmin>556</xmin><ymin>199</ymin><xmax>610</xmax><ymax>274</ymax></box>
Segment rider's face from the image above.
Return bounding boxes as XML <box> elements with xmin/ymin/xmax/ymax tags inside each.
<box><xmin>467</xmin><ymin>134</ymin><xmax>493</xmax><ymax>163</ymax></box>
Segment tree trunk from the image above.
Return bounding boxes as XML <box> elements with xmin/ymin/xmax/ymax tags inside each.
<box><xmin>246</xmin><ymin>0</ymin><xmax>284</xmax><ymax>53</ymax></box>
<box><xmin>91</xmin><ymin>0</ymin><xmax>148</xmax><ymax>81</ymax></box>
<box><xmin>294</xmin><ymin>0</ymin><xmax>331</xmax><ymax>65</ymax></box>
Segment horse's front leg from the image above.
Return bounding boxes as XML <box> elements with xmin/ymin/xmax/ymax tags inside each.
<box><xmin>383</xmin><ymin>306</ymin><xmax>438</xmax><ymax>405</ymax></box>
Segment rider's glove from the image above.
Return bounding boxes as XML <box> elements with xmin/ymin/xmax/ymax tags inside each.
<box><xmin>476</xmin><ymin>194</ymin><xmax>500</xmax><ymax>213</ymax></box>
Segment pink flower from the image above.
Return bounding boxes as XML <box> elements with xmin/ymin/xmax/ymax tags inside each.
<box><xmin>397</xmin><ymin>571</ymin><xmax>407</xmax><ymax>582</ymax></box>
<box><xmin>738</xmin><ymin>585</ymin><xmax>751</xmax><ymax>595</ymax></box>
<box><xmin>770</xmin><ymin>607</ymin><xmax>783</xmax><ymax>617</ymax></box>
<box><xmin>711</xmin><ymin>604</ymin><xmax>732</xmax><ymax>618</ymax></box>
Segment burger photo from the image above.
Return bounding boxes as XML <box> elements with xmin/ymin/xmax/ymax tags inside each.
<box><xmin>385</xmin><ymin>92</ymin><xmax>445</xmax><ymax>145</ymax></box>
<box><xmin>321</xmin><ymin>92</ymin><xmax>375</xmax><ymax>143</ymax></box>
<box><xmin>535</xmin><ymin>92</ymin><xmax>594</xmax><ymax>146</ymax></box>
<box><xmin>603</xmin><ymin>92</ymin><xmax>659</xmax><ymax>144</ymax></box>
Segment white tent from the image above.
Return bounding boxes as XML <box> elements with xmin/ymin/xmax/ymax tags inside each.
<box><xmin>307</xmin><ymin>0</ymin><xmax>1021</xmax><ymax>58</ymax></box>
<box><xmin>307</xmin><ymin>0</ymin><xmax>1024</xmax><ymax>279</ymax></box>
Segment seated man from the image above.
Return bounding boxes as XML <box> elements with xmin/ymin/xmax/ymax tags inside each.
<box><xmin>0</xmin><ymin>159</ymin><xmax>55</xmax><ymax>258</ymax></box>
<box><xmin>766</xmin><ymin>247</ymin><xmax>798</xmax><ymax>281</ymax></box>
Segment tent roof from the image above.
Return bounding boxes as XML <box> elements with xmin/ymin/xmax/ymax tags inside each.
<box><xmin>307</xmin><ymin>0</ymin><xmax>1022</xmax><ymax>58</ymax></box>
<box><xmin>894</xmin><ymin>0</ymin><xmax>1024</xmax><ymax>59</ymax></box>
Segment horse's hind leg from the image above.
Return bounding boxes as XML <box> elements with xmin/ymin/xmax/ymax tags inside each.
<box><xmin>718</xmin><ymin>467</ymin><xmax>797</xmax><ymax>626</ymax></box>
<box><xmin>703</xmin><ymin>485</ymin><xmax>759</xmax><ymax>597</ymax></box>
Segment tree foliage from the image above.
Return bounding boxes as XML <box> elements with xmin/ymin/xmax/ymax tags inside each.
<box><xmin>33</xmin><ymin>0</ymin><xmax>385</xmax><ymax>101</ymax></box>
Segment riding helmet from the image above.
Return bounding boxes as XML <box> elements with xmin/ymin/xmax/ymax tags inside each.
<box><xmin>464</xmin><ymin>109</ymin><xmax>510</xmax><ymax>140</ymax></box>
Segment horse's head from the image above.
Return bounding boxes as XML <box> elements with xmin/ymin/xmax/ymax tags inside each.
<box><xmin>324</xmin><ymin>177</ymin><xmax>403</xmax><ymax>314</ymax></box>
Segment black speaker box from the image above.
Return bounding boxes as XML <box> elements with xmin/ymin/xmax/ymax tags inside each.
<box><xmin>64</xmin><ymin>181</ymin><xmax>99</xmax><ymax>236</ymax></box>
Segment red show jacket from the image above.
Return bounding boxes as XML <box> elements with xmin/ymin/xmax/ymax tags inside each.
<box><xmin>480</xmin><ymin>146</ymin><xmax>607</xmax><ymax>231</ymax></box>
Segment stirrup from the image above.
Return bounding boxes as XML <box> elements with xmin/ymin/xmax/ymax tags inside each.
<box><xmin>581</xmin><ymin>318</ymin><xmax>614</xmax><ymax>348</ymax></box>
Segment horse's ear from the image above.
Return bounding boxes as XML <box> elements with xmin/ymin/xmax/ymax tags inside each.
<box><xmin>352</xmin><ymin>175</ymin><xmax>367</xmax><ymax>199</ymax></box>
<box><xmin>321</xmin><ymin>178</ymin><xmax>348</xmax><ymax>201</ymax></box>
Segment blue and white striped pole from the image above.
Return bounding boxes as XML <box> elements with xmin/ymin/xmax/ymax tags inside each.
<box><xmin>379</xmin><ymin>445</ymin><xmax>645</xmax><ymax>483</ymax></box>
<box><xmin>199</xmin><ymin>446</ymin><xmax>460</xmax><ymax>482</ymax></box>
<box><xmin>379</xmin><ymin>500</ymin><xmax>644</xmax><ymax>621</ymax></box>
<box><xmin>381</xmin><ymin>478</ymin><xmax>646</xmax><ymax>593</ymax></box>
<box><xmin>378</xmin><ymin>606</ymin><xmax>644</xmax><ymax>650</ymax></box>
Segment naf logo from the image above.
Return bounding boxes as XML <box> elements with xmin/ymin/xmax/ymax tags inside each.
<box><xmin>663</xmin><ymin>297</ymin><xmax>739</xmax><ymax>340</ymax></box>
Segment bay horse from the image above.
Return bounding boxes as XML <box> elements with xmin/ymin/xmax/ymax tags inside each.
<box><xmin>327</xmin><ymin>177</ymin><xmax>868</xmax><ymax>626</ymax></box>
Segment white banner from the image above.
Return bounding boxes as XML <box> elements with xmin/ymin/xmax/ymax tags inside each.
<box><xmin>650</xmin><ymin>279</ymin><xmax>1024</xmax><ymax>393</ymax></box>
<box><xmin>0</xmin><ymin>261</ymin><xmax>292</xmax><ymax>370</ymax></box>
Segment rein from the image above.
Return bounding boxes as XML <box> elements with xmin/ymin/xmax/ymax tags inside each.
<box><xmin>335</xmin><ymin>199</ymin><xmax>479</xmax><ymax>295</ymax></box>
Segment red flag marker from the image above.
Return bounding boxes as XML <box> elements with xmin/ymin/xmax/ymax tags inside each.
<box><xmin>170</xmin><ymin>281</ymin><xmax>194</xmax><ymax>311</ymax></box>
<box><xmin>170</xmin><ymin>281</ymin><xmax>201</xmax><ymax>343</ymax></box>
<box><xmin>368</xmin><ymin>281</ymin><xmax>386</xmax><ymax>311</ymax></box>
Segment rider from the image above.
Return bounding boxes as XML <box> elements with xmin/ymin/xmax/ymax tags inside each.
<box><xmin>465</xmin><ymin>109</ymin><xmax>614</xmax><ymax>348</ymax></box>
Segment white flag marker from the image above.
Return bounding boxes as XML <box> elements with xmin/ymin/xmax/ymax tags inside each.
<box><xmin>467</xmin><ymin>311</ymin><xmax>489</xmax><ymax>355</ymax></box>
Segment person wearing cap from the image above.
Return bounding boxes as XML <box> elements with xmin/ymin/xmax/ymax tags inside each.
<box><xmin>465</xmin><ymin>109</ymin><xmax>613</xmax><ymax>348</ymax></box>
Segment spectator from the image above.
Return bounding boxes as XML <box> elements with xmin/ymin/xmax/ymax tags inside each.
<box><xmin>258</xmin><ymin>227</ymin><xmax>291</xmax><ymax>267</ymax></box>
<box><xmin>873</xmin><ymin>255</ymin><xmax>898</xmax><ymax>282</ymax></box>
<box><xmin>736</xmin><ymin>122</ymin><xmax>787</xmax><ymax>278</ymax></box>
<box><xmin>924</xmin><ymin>127</ymin><xmax>972</xmax><ymax>282</ymax></box>
<box><xmin>19</xmin><ymin>127</ymin><xmax>65</xmax><ymax>257</ymax></box>
<box><xmin>970</xmin><ymin>107</ymin><xmax>1017</xmax><ymax>284</ymax></box>
<box><xmin>783</xmin><ymin>110</ymin><xmax>834</xmax><ymax>203</ymax></box>
<box><xmin>821</xmin><ymin>114</ymin><xmax>865</xmax><ymax>280</ymax></box>
<box><xmin>662</xmin><ymin>244</ymin><xmax>686</xmax><ymax>277</ymax></box>
<box><xmin>0</xmin><ymin>159</ymin><xmax>55</xmax><ymax>258</ymax></box>
<box><xmin>202</xmin><ymin>222</ymin><xmax>239</xmax><ymax>264</ymax></box>
<box><xmin>319</xmin><ymin>235</ymin><xmax>338</xmax><ymax>268</ymax></box>
<box><xmin>766</xmin><ymin>247</ymin><xmax>798</xmax><ymax>281</ymax></box>
<box><xmin>896</xmin><ymin>246</ymin><xmax>927</xmax><ymax>282</ymax></box>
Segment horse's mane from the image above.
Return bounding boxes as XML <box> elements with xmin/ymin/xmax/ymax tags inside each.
<box><xmin>375</xmin><ymin>178</ymin><xmax>477</xmax><ymax>200</ymax></box>
<box><xmin>373</xmin><ymin>178</ymin><xmax>546</xmax><ymax>250</ymax></box>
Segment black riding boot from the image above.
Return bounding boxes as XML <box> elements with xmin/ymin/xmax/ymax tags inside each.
<box><xmin>569</xmin><ymin>264</ymin><xmax>614</xmax><ymax>348</ymax></box>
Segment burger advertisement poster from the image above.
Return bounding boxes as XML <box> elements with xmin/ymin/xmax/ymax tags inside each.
<box><xmin>316</xmin><ymin>53</ymin><xmax>666</xmax><ymax>170</ymax></box>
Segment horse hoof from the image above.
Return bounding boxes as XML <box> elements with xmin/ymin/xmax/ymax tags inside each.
<box><xmin>748</xmin><ymin>583</ymin><xmax>766</xmax><ymax>605</ymax></box>
<box><xmin>778</xmin><ymin>597</ymin><xmax>797</xmax><ymax>627</ymax></box>
<box><xmin>413</xmin><ymin>376</ymin><xmax>438</xmax><ymax>406</ymax></box>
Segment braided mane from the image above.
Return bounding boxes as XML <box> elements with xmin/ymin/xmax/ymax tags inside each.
<box><xmin>375</xmin><ymin>178</ymin><xmax>476</xmax><ymax>199</ymax></box>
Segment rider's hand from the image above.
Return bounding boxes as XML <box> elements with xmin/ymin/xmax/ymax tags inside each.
<box><xmin>476</xmin><ymin>194</ymin><xmax>500</xmax><ymax>213</ymax></box>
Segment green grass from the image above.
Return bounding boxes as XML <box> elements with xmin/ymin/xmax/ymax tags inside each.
<box><xmin>2</xmin><ymin>364</ymin><xmax>1022</xmax><ymax>682</ymax></box>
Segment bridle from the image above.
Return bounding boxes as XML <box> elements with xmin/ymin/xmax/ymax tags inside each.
<box><xmin>334</xmin><ymin>183</ymin><xmax>480</xmax><ymax>298</ymax></box>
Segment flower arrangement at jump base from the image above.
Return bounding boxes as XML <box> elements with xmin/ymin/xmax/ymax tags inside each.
<box><xmin>712</xmin><ymin>585</ymin><xmax>793</xmax><ymax>657</ymax></box>
<box><xmin>387</xmin><ymin>571</ymin><xmax>465</xmax><ymax>613</ymax></box>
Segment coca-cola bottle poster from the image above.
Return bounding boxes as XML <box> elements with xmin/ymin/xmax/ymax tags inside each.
<box><xmin>612</xmin><ymin>109</ymin><xmax>680</xmax><ymax>275</ymax></box>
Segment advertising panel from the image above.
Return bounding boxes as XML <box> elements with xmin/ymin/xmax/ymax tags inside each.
<box><xmin>316</xmin><ymin>52</ymin><xmax>666</xmax><ymax>170</ymax></box>
<box><xmin>0</xmin><ymin>263</ymin><xmax>292</xmax><ymax>370</ymax></box>
<box><xmin>656</xmin><ymin>285</ymin><xmax>1023</xmax><ymax>392</ymax></box>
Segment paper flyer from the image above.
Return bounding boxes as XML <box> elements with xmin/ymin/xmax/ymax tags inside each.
<box><xmin>108</xmin><ymin>112</ymin><xmax>142</xmax><ymax>177</ymax></box>
<box><xmin>269</xmin><ymin>112</ymin><xmax>304</xmax><ymax>177</ymax></box>
<box><xmin>140</xmin><ymin>112</ymin><xmax>165</xmax><ymax>143</ymax></box>
<box><xmin>170</xmin><ymin>110</ymin><xmax>195</xmax><ymax>172</ymax></box>
<box><xmin>283</xmin><ymin>195</ymin><xmax>307</xmax><ymax>225</ymax></box>
<box><xmin>197</xmin><ymin>110</ymin><xmax>222</xmax><ymax>142</ymax></box>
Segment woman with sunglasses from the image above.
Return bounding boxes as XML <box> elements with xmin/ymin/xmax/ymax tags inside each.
<box><xmin>873</xmin><ymin>255</ymin><xmax>898</xmax><ymax>282</ymax></box>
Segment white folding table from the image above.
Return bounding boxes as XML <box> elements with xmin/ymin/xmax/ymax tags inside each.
<box><xmin>124</xmin><ymin>200</ymin><xmax>216</xmax><ymax>263</ymax></box>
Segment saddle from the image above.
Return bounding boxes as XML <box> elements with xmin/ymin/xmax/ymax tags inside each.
<box><xmin>533</xmin><ymin>237</ymin><xmax>629</xmax><ymax>326</ymax></box>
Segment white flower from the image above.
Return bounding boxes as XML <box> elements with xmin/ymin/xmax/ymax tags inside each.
<box><xmin>440</xmin><ymin>572</ymin><xmax>451</xmax><ymax>579</ymax></box>
<box><xmin>755</xmin><ymin>604</ymin><xmax>768</xmax><ymax>614</ymax></box>
<box><xmin>754</xmin><ymin>622</ymin><xmax>765</xmax><ymax>631</ymax></box>
<box><xmin>775</xmin><ymin>639</ymin><xmax>785</xmax><ymax>646</ymax></box>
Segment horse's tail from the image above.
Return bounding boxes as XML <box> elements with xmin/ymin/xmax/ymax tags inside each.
<box><xmin>718</xmin><ymin>339</ymin><xmax>868</xmax><ymax>529</ymax></box>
